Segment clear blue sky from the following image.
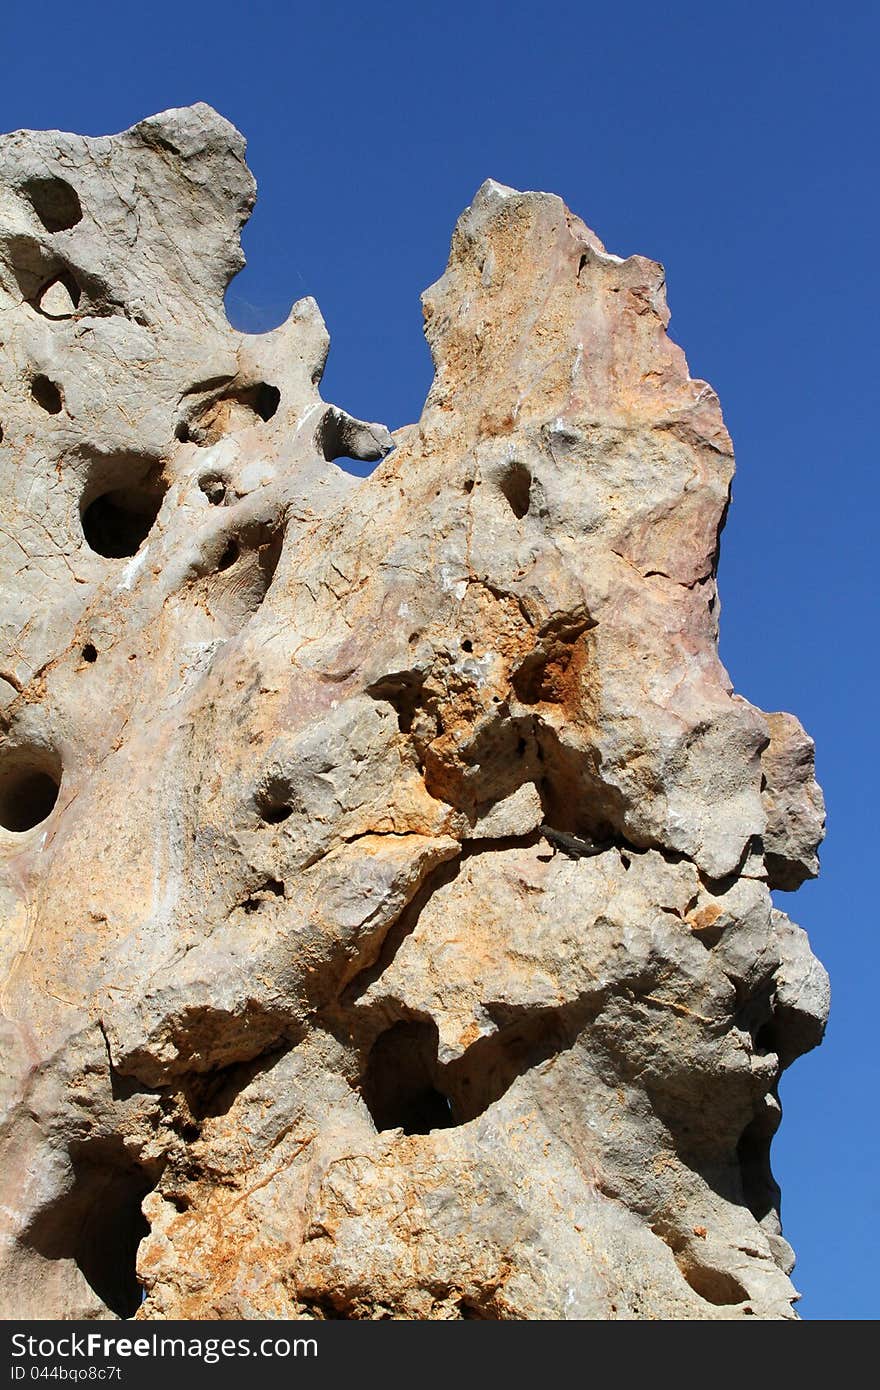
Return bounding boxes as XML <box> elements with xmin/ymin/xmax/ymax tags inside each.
<box><xmin>3</xmin><ymin>0</ymin><xmax>876</xmax><ymax>1321</ymax></box>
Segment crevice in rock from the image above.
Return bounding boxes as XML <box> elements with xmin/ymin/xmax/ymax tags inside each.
<box><xmin>651</xmin><ymin>1219</ymin><xmax>751</xmax><ymax>1307</ymax></box>
<box><xmin>297</xmin><ymin>1292</ymin><xmax>351</xmax><ymax>1319</ymax></box>
<box><xmin>458</xmin><ymin>1297</ymin><xmax>491</xmax><ymax>1319</ymax></box>
<box><xmin>122</xmin><ymin>1000</ymin><xmax>302</xmax><ymax>1092</ymax></box>
<box><xmin>442</xmin><ymin>993</ymin><xmax>603</xmax><ymax>1123</ymax></box>
<box><xmin>534</xmin><ymin>722</ymin><xmax>631</xmax><ymax>845</ymax></box>
<box><xmin>537</xmin><ymin>822</ymin><xmax>624</xmax><ymax>860</ymax></box>
<box><xmin>678</xmin><ymin>1260</ymin><xmax>750</xmax><ymax>1307</ymax></box>
<box><xmin>340</xmin><ymin>852</ymin><xmax>463</xmax><ymax>1003</ymax></box>
<box><xmin>21</xmin><ymin>1136</ymin><xmax>161</xmax><ymax>1319</ymax></box>
<box><xmin>98</xmin><ymin>1021</ymin><xmax>159</xmax><ymax>1104</ymax></box>
<box><xmin>737</xmin><ymin>1101</ymin><xmax>782</xmax><ymax>1226</ymax></box>
<box><xmin>399</xmin><ymin>669</ymin><xmax>628</xmax><ymax>847</ymax></box>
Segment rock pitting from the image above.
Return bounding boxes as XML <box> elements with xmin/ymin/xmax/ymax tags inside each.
<box><xmin>0</xmin><ymin>104</ymin><xmax>828</xmax><ymax>1320</ymax></box>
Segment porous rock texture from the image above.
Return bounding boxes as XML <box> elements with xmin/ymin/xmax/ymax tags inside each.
<box><xmin>0</xmin><ymin>104</ymin><xmax>828</xmax><ymax>1321</ymax></box>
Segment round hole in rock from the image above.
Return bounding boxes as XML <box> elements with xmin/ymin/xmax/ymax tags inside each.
<box><xmin>31</xmin><ymin>374</ymin><xmax>63</xmax><ymax>414</ymax></box>
<box><xmin>0</xmin><ymin>747</ymin><xmax>62</xmax><ymax>832</ymax></box>
<box><xmin>250</xmin><ymin>383</ymin><xmax>281</xmax><ymax>422</ymax></box>
<box><xmin>254</xmin><ymin>776</ymin><xmax>294</xmax><ymax>825</ymax></box>
<box><xmin>81</xmin><ymin>643</ymin><xmax>98</xmax><ymax>663</ymax></box>
<box><xmin>20</xmin><ymin>176</ymin><xmax>83</xmax><ymax>233</ymax></box>
<box><xmin>81</xmin><ymin>475</ymin><xmax>166</xmax><ymax>559</ymax></box>
<box><xmin>461</xmin><ymin>639</ymin><xmax>473</xmax><ymax>652</ymax></box>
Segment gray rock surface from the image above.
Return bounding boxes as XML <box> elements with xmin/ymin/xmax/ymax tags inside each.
<box><xmin>0</xmin><ymin>105</ymin><xmax>827</xmax><ymax>1320</ymax></box>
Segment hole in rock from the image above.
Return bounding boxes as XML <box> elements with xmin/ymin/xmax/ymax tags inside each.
<box><xmin>366</xmin><ymin>670</ymin><xmax>426</xmax><ymax>734</ymax></box>
<box><xmin>330</xmin><ymin>456</ymin><xmax>380</xmax><ymax>478</ymax></box>
<box><xmin>460</xmin><ymin>639</ymin><xmax>473</xmax><ymax>652</ymax></box>
<box><xmin>182</xmin><ymin>1040</ymin><xmax>294</xmax><ymax>1121</ymax></box>
<box><xmin>80</xmin><ymin>463</ymin><xmax>166</xmax><ymax>559</ymax></box>
<box><xmin>181</xmin><ymin>383</ymin><xmax>280</xmax><ymax>446</ymax></box>
<box><xmin>678</xmin><ymin>1262</ymin><xmax>750</xmax><ymax>1307</ymax></box>
<box><xmin>360</xmin><ymin>1004</ymin><xmax>591</xmax><ymax>1136</ymax></box>
<box><xmin>0</xmin><ymin>746</ymin><xmax>62</xmax><ymax>832</ymax></box>
<box><xmin>316</xmin><ymin>406</ymin><xmax>393</xmax><ymax>470</ymax></box>
<box><xmin>298</xmin><ymin>1292</ymin><xmax>351</xmax><ymax>1319</ymax></box>
<box><xmin>362</xmin><ymin>1020</ymin><xmax>456</xmax><ymax>1135</ymax></box>
<box><xmin>34</xmin><ymin>270</ymin><xmax>81</xmax><ymax>319</ymax></box>
<box><xmin>242</xmin><ymin>878</ymin><xmax>285</xmax><ymax>912</ymax></box>
<box><xmin>81</xmin><ymin>643</ymin><xmax>98</xmax><ymax>663</ymax></box>
<box><xmin>736</xmin><ymin>1109</ymin><xmax>781</xmax><ymax>1225</ymax></box>
<box><xmin>195</xmin><ymin>523</ymin><xmax>284</xmax><ymax>629</ymax></box>
<box><xmin>254</xmin><ymin>776</ymin><xmax>295</xmax><ymax>825</ymax></box>
<box><xmin>249</xmin><ymin>383</ymin><xmax>281</xmax><ymax>421</ymax></box>
<box><xmin>218</xmin><ymin>538</ymin><xmax>240</xmax><ymax>570</ymax></box>
<box><xmin>199</xmin><ymin>474</ymin><xmax>229</xmax><ymax>505</ymax></box>
<box><xmin>498</xmin><ymin>461</ymin><xmax>532</xmax><ymax>519</ymax></box>
<box><xmin>31</xmin><ymin>374</ymin><xmax>63</xmax><ymax>414</ymax></box>
<box><xmin>21</xmin><ymin>176</ymin><xmax>83</xmax><ymax>232</ymax></box>
<box><xmin>512</xmin><ymin>616</ymin><xmax>594</xmax><ymax>706</ymax></box>
<box><xmin>441</xmin><ymin>1002</ymin><xmax>590</xmax><ymax>1124</ymax></box>
<box><xmin>22</xmin><ymin>1137</ymin><xmax>157</xmax><ymax>1319</ymax></box>
<box><xmin>535</xmin><ymin>723</ymin><xmax>628</xmax><ymax>846</ymax></box>
<box><xmin>458</xmin><ymin>1299</ymin><xmax>490</xmax><ymax>1319</ymax></box>
<box><xmin>753</xmin><ymin>1020</ymin><xmax>778</xmax><ymax>1055</ymax></box>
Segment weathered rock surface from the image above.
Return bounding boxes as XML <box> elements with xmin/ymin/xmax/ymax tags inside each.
<box><xmin>0</xmin><ymin>105</ymin><xmax>827</xmax><ymax>1320</ymax></box>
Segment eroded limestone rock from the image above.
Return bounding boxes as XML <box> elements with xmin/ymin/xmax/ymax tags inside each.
<box><xmin>0</xmin><ymin>105</ymin><xmax>826</xmax><ymax>1320</ymax></box>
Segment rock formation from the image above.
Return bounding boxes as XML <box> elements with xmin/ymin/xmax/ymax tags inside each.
<box><xmin>0</xmin><ymin>104</ymin><xmax>828</xmax><ymax>1320</ymax></box>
